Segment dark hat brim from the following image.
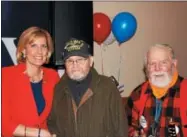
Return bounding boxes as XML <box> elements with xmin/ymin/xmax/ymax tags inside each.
<box><xmin>63</xmin><ymin>52</ymin><xmax>90</xmax><ymax>64</ymax></box>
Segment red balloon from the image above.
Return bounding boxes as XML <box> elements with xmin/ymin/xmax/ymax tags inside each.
<box><xmin>93</xmin><ymin>12</ymin><xmax>111</xmax><ymax>45</ymax></box>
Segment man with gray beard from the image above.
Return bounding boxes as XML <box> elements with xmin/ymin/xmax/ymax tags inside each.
<box><xmin>126</xmin><ymin>44</ymin><xmax>187</xmax><ymax>137</ymax></box>
<box><xmin>47</xmin><ymin>38</ymin><xmax>128</xmax><ymax>137</ymax></box>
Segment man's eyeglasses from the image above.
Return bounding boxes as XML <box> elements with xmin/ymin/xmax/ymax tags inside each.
<box><xmin>65</xmin><ymin>58</ymin><xmax>88</xmax><ymax>65</ymax></box>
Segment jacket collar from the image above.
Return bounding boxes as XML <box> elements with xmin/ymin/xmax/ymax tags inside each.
<box><xmin>60</xmin><ymin>67</ymin><xmax>101</xmax><ymax>95</ymax></box>
<box><xmin>145</xmin><ymin>76</ymin><xmax>183</xmax><ymax>99</ymax></box>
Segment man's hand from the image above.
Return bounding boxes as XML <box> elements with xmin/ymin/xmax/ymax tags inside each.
<box><xmin>133</xmin><ymin>129</ymin><xmax>146</xmax><ymax>137</ymax></box>
<box><xmin>168</xmin><ymin>118</ymin><xmax>179</xmax><ymax>137</ymax></box>
<box><xmin>133</xmin><ymin>130</ymin><xmax>139</xmax><ymax>137</ymax></box>
<box><xmin>140</xmin><ymin>129</ymin><xmax>146</xmax><ymax>137</ymax></box>
<box><xmin>168</xmin><ymin>124</ymin><xmax>178</xmax><ymax>137</ymax></box>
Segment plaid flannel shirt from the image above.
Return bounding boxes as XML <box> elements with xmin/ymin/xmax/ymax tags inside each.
<box><xmin>126</xmin><ymin>76</ymin><xmax>185</xmax><ymax>137</ymax></box>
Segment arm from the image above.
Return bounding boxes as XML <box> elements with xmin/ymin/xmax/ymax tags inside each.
<box><xmin>2</xmin><ymin>68</ymin><xmax>19</xmax><ymax>137</ymax></box>
<box><xmin>47</xmin><ymin>84</ymin><xmax>61</xmax><ymax>136</ymax></box>
<box><xmin>2</xmin><ymin>68</ymin><xmax>56</xmax><ymax>137</ymax></box>
<box><xmin>13</xmin><ymin>69</ymin><xmax>60</xmax><ymax>137</ymax></box>
<box><xmin>47</xmin><ymin>99</ymin><xmax>57</xmax><ymax>134</ymax></box>
<box><xmin>13</xmin><ymin>125</ymin><xmax>53</xmax><ymax>137</ymax></box>
<box><xmin>125</xmin><ymin>89</ymin><xmax>142</xmax><ymax>137</ymax></box>
<box><xmin>53</xmin><ymin>69</ymin><xmax>60</xmax><ymax>84</ymax></box>
<box><xmin>109</xmin><ymin>82</ymin><xmax>128</xmax><ymax>137</ymax></box>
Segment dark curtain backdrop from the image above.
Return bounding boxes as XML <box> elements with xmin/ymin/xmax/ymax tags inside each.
<box><xmin>53</xmin><ymin>2</ymin><xmax>93</xmax><ymax>67</ymax></box>
<box><xmin>1</xmin><ymin>1</ymin><xmax>93</xmax><ymax>69</ymax></box>
<box><xmin>1</xmin><ymin>1</ymin><xmax>52</xmax><ymax>67</ymax></box>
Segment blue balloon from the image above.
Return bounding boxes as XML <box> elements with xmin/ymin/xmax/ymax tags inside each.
<box><xmin>112</xmin><ymin>12</ymin><xmax>137</xmax><ymax>44</ymax></box>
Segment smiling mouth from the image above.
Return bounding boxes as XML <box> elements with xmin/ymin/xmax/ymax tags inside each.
<box><xmin>35</xmin><ymin>57</ymin><xmax>43</xmax><ymax>60</ymax></box>
<box><xmin>72</xmin><ymin>70</ymin><xmax>80</xmax><ymax>72</ymax></box>
<box><xmin>155</xmin><ymin>74</ymin><xmax>164</xmax><ymax>77</ymax></box>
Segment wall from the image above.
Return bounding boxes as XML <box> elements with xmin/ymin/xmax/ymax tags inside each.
<box><xmin>93</xmin><ymin>2</ymin><xmax>187</xmax><ymax>97</ymax></box>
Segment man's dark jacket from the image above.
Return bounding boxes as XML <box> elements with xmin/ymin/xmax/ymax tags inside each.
<box><xmin>47</xmin><ymin>68</ymin><xmax>128</xmax><ymax>137</ymax></box>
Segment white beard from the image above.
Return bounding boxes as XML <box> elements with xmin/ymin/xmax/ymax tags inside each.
<box><xmin>68</xmin><ymin>70</ymin><xmax>88</xmax><ymax>81</ymax></box>
<box><xmin>69</xmin><ymin>73</ymin><xmax>85</xmax><ymax>81</ymax></box>
<box><xmin>149</xmin><ymin>71</ymin><xmax>172</xmax><ymax>88</ymax></box>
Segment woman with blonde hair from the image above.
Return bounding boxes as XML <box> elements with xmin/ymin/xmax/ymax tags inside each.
<box><xmin>2</xmin><ymin>26</ymin><xmax>59</xmax><ymax>137</ymax></box>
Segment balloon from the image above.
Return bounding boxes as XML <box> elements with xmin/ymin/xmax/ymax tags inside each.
<box><xmin>103</xmin><ymin>31</ymin><xmax>115</xmax><ymax>46</ymax></box>
<box><xmin>93</xmin><ymin>12</ymin><xmax>111</xmax><ymax>45</ymax></box>
<box><xmin>103</xmin><ymin>17</ymin><xmax>116</xmax><ymax>46</ymax></box>
<box><xmin>112</xmin><ymin>12</ymin><xmax>137</xmax><ymax>44</ymax></box>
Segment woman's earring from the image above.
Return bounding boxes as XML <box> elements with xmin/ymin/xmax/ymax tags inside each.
<box><xmin>46</xmin><ymin>52</ymin><xmax>51</xmax><ymax>62</ymax></box>
<box><xmin>22</xmin><ymin>52</ymin><xmax>26</xmax><ymax>58</ymax></box>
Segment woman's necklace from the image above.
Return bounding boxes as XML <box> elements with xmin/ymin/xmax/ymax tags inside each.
<box><xmin>26</xmin><ymin>70</ymin><xmax>44</xmax><ymax>83</ymax></box>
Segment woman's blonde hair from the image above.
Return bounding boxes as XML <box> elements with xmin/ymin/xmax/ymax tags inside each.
<box><xmin>16</xmin><ymin>26</ymin><xmax>54</xmax><ymax>64</ymax></box>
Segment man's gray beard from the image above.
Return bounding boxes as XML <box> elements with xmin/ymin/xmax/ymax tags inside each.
<box><xmin>148</xmin><ymin>71</ymin><xmax>173</xmax><ymax>88</ymax></box>
<box><xmin>71</xmin><ymin>75</ymin><xmax>87</xmax><ymax>81</ymax></box>
<box><xmin>69</xmin><ymin>72</ymin><xmax>89</xmax><ymax>82</ymax></box>
<box><xmin>150</xmin><ymin>73</ymin><xmax>171</xmax><ymax>87</ymax></box>
<box><xmin>147</xmin><ymin>66</ymin><xmax>175</xmax><ymax>88</ymax></box>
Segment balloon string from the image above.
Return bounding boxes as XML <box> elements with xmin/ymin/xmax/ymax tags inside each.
<box><xmin>101</xmin><ymin>45</ymin><xmax>104</xmax><ymax>75</ymax></box>
<box><xmin>118</xmin><ymin>46</ymin><xmax>121</xmax><ymax>82</ymax></box>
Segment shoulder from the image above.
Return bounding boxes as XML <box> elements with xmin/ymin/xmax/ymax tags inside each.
<box><xmin>99</xmin><ymin>75</ymin><xmax>116</xmax><ymax>86</ymax></box>
<box><xmin>91</xmin><ymin>68</ymin><xmax>118</xmax><ymax>90</ymax></box>
<box><xmin>133</xmin><ymin>82</ymin><xmax>147</xmax><ymax>93</ymax></box>
<box><xmin>43</xmin><ymin>67</ymin><xmax>59</xmax><ymax>77</ymax></box>
<box><xmin>43</xmin><ymin>67</ymin><xmax>60</xmax><ymax>85</ymax></box>
<box><xmin>175</xmin><ymin>76</ymin><xmax>187</xmax><ymax>90</ymax></box>
<box><xmin>43</xmin><ymin>67</ymin><xmax>58</xmax><ymax>73</ymax></box>
<box><xmin>97</xmin><ymin>75</ymin><xmax>119</xmax><ymax>95</ymax></box>
<box><xmin>99</xmin><ymin>74</ymin><xmax>112</xmax><ymax>82</ymax></box>
<box><xmin>129</xmin><ymin>81</ymin><xmax>148</xmax><ymax>100</ymax></box>
<box><xmin>2</xmin><ymin>65</ymin><xmax>23</xmax><ymax>84</ymax></box>
<box><xmin>182</xmin><ymin>78</ymin><xmax>187</xmax><ymax>84</ymax></box>
<box><xmin>2</xmin><ymin>65</ymin><xmax>20</xmax><ymax>77</ymax></box>
<box><xmin>2</xmin><ymin>65</ymin><xmax>17</xmax><ymax>72</ymax></box>
<box><xmin>180</xmin><ymin>78</ymin><xmax>187</xmax><ymax>91</ymax></box>
<box><xmin>54</xmin><ymin>74</ymin><xmax>69</xmax><ymax>93</ymax></box>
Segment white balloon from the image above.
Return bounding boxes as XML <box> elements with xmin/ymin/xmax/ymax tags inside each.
<box><xmin>103</xmin><ymin>31</ymin><xmax>115</xmax><ymax>46</ymax></box>
<box><xmin>103</xmin><ymin>17</ymin><xmax>116</xmax><ymax>46</ymax></box>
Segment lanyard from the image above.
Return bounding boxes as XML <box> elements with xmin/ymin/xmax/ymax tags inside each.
<box><xmin>154</xmin><ymin>99</ymin><xmax>162</xmax><ymax>123</ymax></box>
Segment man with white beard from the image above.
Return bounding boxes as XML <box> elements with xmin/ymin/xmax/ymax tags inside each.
<box><xmin>126</xmin><ymin>44</ymin><xmax>187</xmax><ymax>137</ymax></box>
